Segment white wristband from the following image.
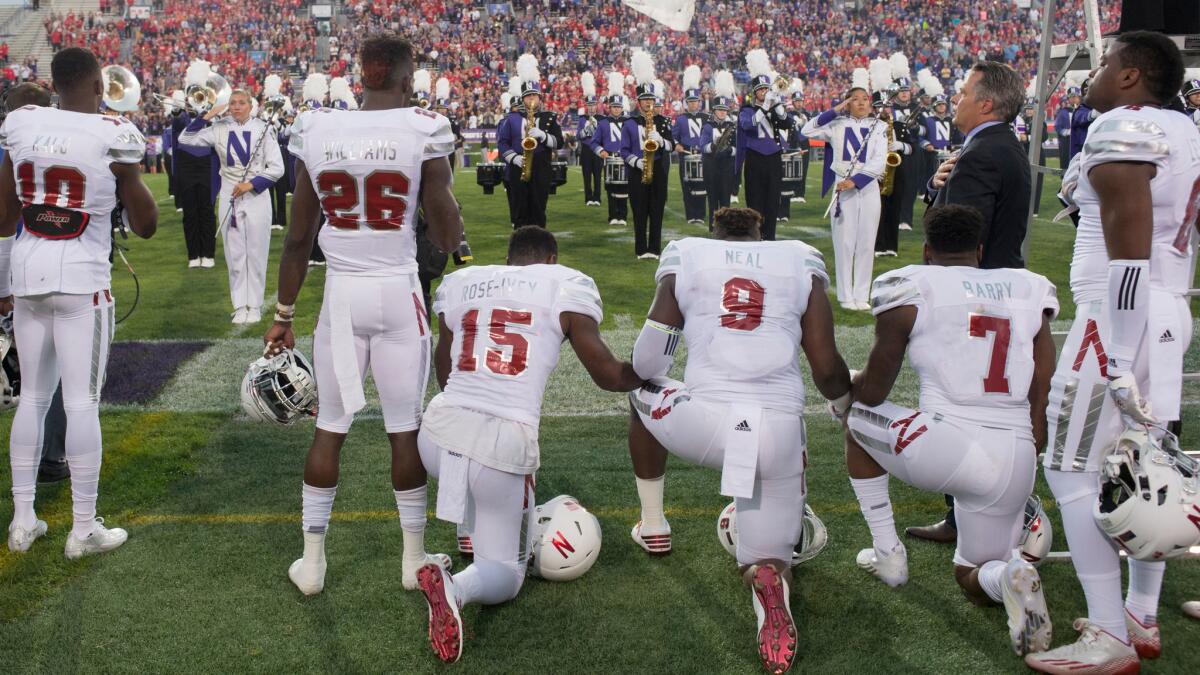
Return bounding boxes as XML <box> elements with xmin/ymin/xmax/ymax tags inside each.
<box><xmin>0</xmin><ymin>237</ymin><xmax>13</xmax><ymax>298</ymax></box>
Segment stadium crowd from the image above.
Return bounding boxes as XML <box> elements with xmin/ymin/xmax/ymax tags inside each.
<box><xmin>34</xmin><ymin>0</ymin><xmax>1119</xmax><ymax>132</ymax></box>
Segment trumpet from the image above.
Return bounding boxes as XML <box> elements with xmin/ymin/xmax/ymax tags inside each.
<box><xmin>261</xmin><ymin>94</ymin><xmax>288</xmax><ymax>120</ymax></box>
<box><xmin>773</xmin><ymin>74</ymin><xmax>791</xmax><ymax>93</ymax></box>
<box><xmin>185</xmin><ymin>72</ymin><xmax>232</xmax><ymax>114</ymax></box>
<box><xmin>101</xmin><ymin>65</ymin><xmax>141</xmax><ymax>113</ymax></box>
<box><xmin>520</xmin><ymin>98</ymin><xmax>538</xmax><ymax>183</ymax></box>
<box><xmin>641</xmin><ymin>110</ymin><xmax>658</xmax><ymax>185</ymax></box>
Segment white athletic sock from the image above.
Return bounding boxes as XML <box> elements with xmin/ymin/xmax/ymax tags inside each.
<box><xmin>302</xmin><ymin>530</ymin><xmax>326</xmax><ymax>564</ymax></box>
<box><xmin>301</xmin><ymin>482</ymin><xmax>337</xmax><ymax>534</ymax></box>
<box><xmin>850</xmin><ymin>475</ymin><xmax>899</xmax><ymax>553</ymax></box>
<box><xmin>454</xmin><ymin>559</ymin><xmax>523</xmax><ymax>607</ymax></box>
<box><xmin>395</xmin><ymin>486</ymin><xmax>428</xmax><ymax>563</ymax></box>
<box><xmin>64</xmin><ymin>405</ymin><xmax>103</xmax><ymax>539</ymax></box>
<box><xmin>635</xmin><ymin>475</ymin><xmax>666</xmax><ymax>530</ymax></box>
<box><xmin>977</xmin><ymin>560</ymin><xmax>1007</xmax><ymax>603</ymax></box>
<box><xmin>1125</xmin><ymin>559</ymin><xmax>1165</xmax><ymax>626</ymax></box>
<box><xmin>1082</xmin><ymin>571</ymin><xmax>1129</xmax><ymax>641</ymax></box>
<box><xmin>9</xmin><ymin>442</ymin><xmax>39</xmax><ymax>530</ymax></box>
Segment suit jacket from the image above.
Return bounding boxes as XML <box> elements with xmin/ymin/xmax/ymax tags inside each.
<box><xmin>926</xmin><ymin>123</ymin><xmax>1030</xmax><ymax>269</ymax></box>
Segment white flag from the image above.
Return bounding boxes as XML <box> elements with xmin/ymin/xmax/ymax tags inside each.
<box><xmin>622</xmin><ymin>0</ymin><xmax>695</xmax><ymax>32</ymax></box>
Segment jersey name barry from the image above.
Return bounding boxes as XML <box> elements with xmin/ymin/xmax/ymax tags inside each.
<box><xmin>961</xmin><ymin>280</ymin><xmax>1015</xmax><ymax>301</ymax></box>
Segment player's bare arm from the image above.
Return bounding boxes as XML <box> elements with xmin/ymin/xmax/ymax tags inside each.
<box><xmin>562</xmin><ymin>311</ymin><xmax>641</xmax><ymax>392</ymax></box>
<box><xmin>434</xmin><ymin>314</ymin><xmax>454</xmax><ymax>390</ymax></box>
<box><xmin>419</xmin><ymin>155</ymin><xmax>463</xmax><ymax>253</ymax></box>
<box><xmin>799</xmin><ymin>280</ymin><xmax>851</xmax><ymax>401</ymax></box>
<box><xmin>111</xmin><ymin>162</ymin><xmax>158</xmax><ymax>239</ymax></box>
<box><xmin>1091</xmin><ymin>161</ymin><xmax>1155</xmax><ymax>260</ymax></box>
<box><xmin>265</xmin><ymin>160</ymin><xmax>321</xmax><ymax>352</ymax></box>
<box><xmin>0</xmin><ymin>154</ymin><xmax>20</xmax><ymax>238</ymax></box>
<box><xmin>645</xmin><ymin>275</ymin><xmax>684</xmax><ymax>327</ymax></box>
<box><xmin>852</xmin><ymin>304</ymin><xmax>916</xmax><ymax>407</ymax></box>
<box><xmin>1029</xmin><ymin>311</ymin><xmax>1055</xmax><ymax>452</ymax></box>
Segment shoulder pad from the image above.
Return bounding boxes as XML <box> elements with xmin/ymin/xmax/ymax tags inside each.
<box><xmin>870</xmin><ymin>267</ymin><xmax>923</xmax><ymax>314</ymax></box>
<box><xmin>1084</xmin><ymin>111</ymin><xmax>1169</xmax><ymax>164</ymax></box>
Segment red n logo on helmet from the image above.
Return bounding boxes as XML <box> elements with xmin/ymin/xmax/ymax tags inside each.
<box><xmin>551</xmin><ymin>530</ymin><xmax>575</xmax><ymax>558</ymax></box>
<box><xmin>1187</xmin><ymin>505</ymin><xmax>1200</xmax><ymax>535</ymax></box>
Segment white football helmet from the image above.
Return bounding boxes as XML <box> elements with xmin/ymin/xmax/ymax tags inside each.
<box><xmin>240</xmin><ymin>348</ymin><xmax>318</xmax><ymax>425</ymax></box>
<box><xmin>529</xmin><ymin>495</ymin><xmax>602</xmax><ymax>581</ymax></box>
<box><xmin>0</xmin><ymin>331</ymin><xmax>19</xmax><ymax>411</ymax></box>
<box><xmin>1094</xmin><ymin>428</ymin><xmax>1200</xmax><ymax>561</ymax></box>
<box><xmin>716</xmin><ymin>501</ymin><xmax>829</xmax><ymax>566</ymax></box>
<box><xmin>1019</xmin><ymin>495</ymin><xmax>1053</xmax><ymax>567</ymax></box>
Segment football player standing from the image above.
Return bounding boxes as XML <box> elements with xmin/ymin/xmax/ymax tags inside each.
<box><xmin>263</xmin><ymin>34</ymin><xmax>464</xmax><ymax>596</ymax></box>
<box><xmin>845</xmin><ymin>205</ymin><xmax>1057</xmax><ymax>658</ymax></box>
<box><xmin>0</xmin><ymin>47</ymin><xmax>158</xmax><ymax>556</ymax></box>
<box><xmin>415</xmin><ymin>226</ymin><xmax>640</xmax><ymax>663</ymax></box>
<box><xmin>627</xmin><ymin>207</ymin><xmax>851</xmax><ymax>673</ymax></box>
<box><xmin>1028</xmin><ymin>32</ymin><xmax>1200</xmax><ymax>674</ymax></box>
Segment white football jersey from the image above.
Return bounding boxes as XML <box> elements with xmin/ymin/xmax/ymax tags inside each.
<box><xmin>288</xmin><ymin>107</ymin><xmax>455</xmax><ymax>276</ymax></box>
<box><xmin>657</xmin><ymin>237</ymin><xmax>828</xmax><ymax>414</ymax></box>
<box><xmin>0</xmin><ymin>106</ymin><xmax>144</xmax><ymax>296</ymax></box>
<box><xmin>871</xmin><ymin>265</ymin><xmax>1059</xmax><ymax>431</ymax></box>
<box><xmin>1069</xmin><ymin>106</ymin><xmax>1200</xmax><ymax>303</ymax></box>
<box><xmin>433</xmin><ymin>264</ymin><xmax>604</xmax><ymax>427</ymax></box>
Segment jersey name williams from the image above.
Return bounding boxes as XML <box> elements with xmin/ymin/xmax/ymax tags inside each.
<box><xmin>461</xmin><ymin>277</ymin><xmax>540</xmax><ymax>302</ymax></box>
<box><xmin>322</xmin><ymin>138</ymin><xmax>402</xmax><ymax>162</ymax></box>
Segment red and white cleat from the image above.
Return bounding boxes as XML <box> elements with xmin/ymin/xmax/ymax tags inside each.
<box><xmin>749</xmin><ymin>565</ymin><xmax>797</xmax><ymax>674</ymax></box>
<box><xmin>1025</xmin><ymin>619</ymin><xmax>1140</xmax><ymax>674</ymax></box>
<box><xmin>630</xmin><ymin>520</ymin><xmax>672</xmax><ymax>556</ymax></box>
<box><xmin>1124</xmin><ymin>609</ymin><xmax>1161</xmax><ymax>659</ymax></box>
<box><xmin>417</xmin><ymin>563</ymin><xmax>463</xmax><ymax>664</ymax></box>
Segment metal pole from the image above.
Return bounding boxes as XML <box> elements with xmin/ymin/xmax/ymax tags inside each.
<box><xmin>1023</xmin><ymin>0</ymin><xmax>1058</xmax><ymax>263</ymax></box>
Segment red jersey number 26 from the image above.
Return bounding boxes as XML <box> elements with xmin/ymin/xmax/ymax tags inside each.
<box><xmin>315</xmin><ymin>169</ymin><xmax>409</xmax><ymax>230</ymax></box>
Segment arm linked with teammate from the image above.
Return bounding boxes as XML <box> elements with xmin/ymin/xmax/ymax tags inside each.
<box><xmin>563</xmin><ymin>311</ymin><xmax>641</xmax><ymax>392</ymax></box>
<box><xmin>852</xmin><ymin>304</ymin><xmax>916</xmax><ymax>407</ymax></box>
<box><xmin>800</xmin><ymin>281</ymin><xmax>851</xmax><ymax>402</ymax></box>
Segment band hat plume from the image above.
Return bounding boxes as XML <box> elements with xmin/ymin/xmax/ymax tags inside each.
<box><xmin>302</xmin><ymin>73</ymin><xmax>328</xmax><ymax>106</ymax></box>
<box><xmin>869</xmin><ymin>58</ymin><xmax>892</xmax><ymax>95</ymax></box>
<box><xmin>581</xmin><ymin>71</ymin><xmax>596</xmax><ymax>98</ymax></box>
<box><xmin>185</xmin><ymin>60</ymin><xmax>212</xmax><ymax>88</ymax></box>
<box><xmin>262</xmin><ymin>74</ymin><xmax>282</xmax><ymax>98</ymax></box>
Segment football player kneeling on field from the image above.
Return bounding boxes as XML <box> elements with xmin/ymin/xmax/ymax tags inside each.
<box><xmin>415</xmin><ymin>226</ymin><xmax>640</xmax><ymax>664</ymax></box>
<box><xmin>627</xmin><ymin>207</ymin><xmax>852</xmax><ymax>674</ymax></box>
<box><xmin>844</xmin><ymin>204</ymin><xmax>1057</xmax><ymax>658</ymax></box>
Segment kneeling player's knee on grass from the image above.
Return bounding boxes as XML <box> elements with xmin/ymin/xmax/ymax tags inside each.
<box><xmin>954</xmin><ymin>564</ymin><xmax>994</xmax><ymax>607</ymax></box>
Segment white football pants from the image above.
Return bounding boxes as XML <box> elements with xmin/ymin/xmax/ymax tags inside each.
<box><xmin>630</xmin><ymin>378</ymin><xmax>807</xmax><ymax>566</ymax></box>
<box><xmin>847</xmin><ymin>400</ymin><xmax>1034</xmax><ymax>567</ymax></box>
<box><xmin>418</xmin><ymin>432</ymin><xmax>534</xmax><ymax>607</ymax></box>
<box><xmin>218</xmin><ymin>184</ymin><xmax>273</xmax><ymax>312</ymax></box>
<box><xmin>830</xmin><ymin>181</ymin><xmax>880</xmax><ymax>305</ymax></box>
<box><xmin>9</xmin><ymin>291</ymin><xmax>114</xmax><ymax>537</ymax></box>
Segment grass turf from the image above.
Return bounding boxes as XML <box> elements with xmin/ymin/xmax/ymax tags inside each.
<box><xmin>0</xmin><ymin>165</ymin><xmax>1197</xmax><ymax>673</ymax></box>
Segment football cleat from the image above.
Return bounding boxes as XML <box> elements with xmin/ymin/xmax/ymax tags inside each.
<box><xmin>418</xmin><ymin>563</ymin><xmax>463</xmax><ymax>664</ymax></box>
<box><xmin>7</xmin><ymin>519</ymin><xmax>47</xmax><ymax>553</ymax></box>
<box><xmin>64</xmin><ymin>518</ymin><xmax>128</xmax><ymax>560</ymax></box>
<box><xmin>1183</xmin><ymin>601</ymin><xmax>1200</xmax><ymax>620</ymax></box>
<box><xmin>631</xmin><ymin>520</ymin><xmax>672</xmax><ymax>556</ymax></box>
<box><xmin>402</xmin><ymin>553</ymin><xmax>451</xmax><ymax>591</ymax></box>
<box><xmin>1124</xmin><ymin>610</ymin><xmax>1160</xmax><ymax>660</ymax></box>
<box><xmin>1024</xmin><ymin>619</ymin><xmax>1139</xmax><ymax>674</ymax></box>
<box><xmin>856</xmin><ymin>542</ymin><xmax>908</xmax><ymax>587</ymax></box>
<box><xmin>288</xmin><ymin>557</ymin><xmax>326</xmax><ymax>596</ymax></box>
<box><xmin>749</xmin><ymin>565</ymin><xmax>797</xmax><ymax>674</ymax></box>
<box><xmin>1001</xmin><ymin>558</ymin><xmax>1052</xmax><ymax>655</ymax></box>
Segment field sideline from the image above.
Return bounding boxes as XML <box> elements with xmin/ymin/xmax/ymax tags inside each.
<box><xmin>0</xmin><ymin>166</ymin><xmax>1197</xmax><ymax>674</ymax></box>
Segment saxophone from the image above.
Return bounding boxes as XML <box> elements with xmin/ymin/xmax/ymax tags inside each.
<box><xmin>881</xmin><ymin>110</ymin><xmax>902</xmax><ymax>196</ymax></box>
<box><xmin>642</xmin><ymin>110</ymin><xmax>659</xmax><ymax>185</ymax></box>
<box><xmin>713</xmin><ymin>122</ymin><xmax>735</xmax><ymax>153</ymax></box>
<box><xmin>520</xmin><ymin>99</ymin><xmax>538</xmax><ymax>183</ymax></box>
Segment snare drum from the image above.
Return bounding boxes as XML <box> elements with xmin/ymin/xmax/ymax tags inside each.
<box><xmin>781</xmin><ymin>152</ymin><xmax>804</xmax><ymax>197</ymax></box>
<box><xmin>683</xmin><ymin>154</ymin><xmax>705</xmax><ymax>183</ymax></box>
<box><xmin>604</xmin><ymin>156</ymin><xmax>628</xmax><ymax>187</ymax></box>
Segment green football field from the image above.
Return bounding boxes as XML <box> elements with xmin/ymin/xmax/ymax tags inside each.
<box><xmin>0</xmin><ymin>165</ymin><xmax>1198</xmax><ymax>674</ymax></box>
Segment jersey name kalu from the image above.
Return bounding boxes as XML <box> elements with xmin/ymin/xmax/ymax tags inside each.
<box><xmin>0</xmin><ymin>106</ymin><xmax>144</xmax><ymax>296</ymax></box>
<box><xmin>1069</xmin><ymin>106</ymin><xmax>1200</xmax><ymax>303</ymax></box>
<box><xmin>871</xmin><ymin>265</ymin><xmax>1059</xmax><ymax>431</ymax></box>
<box><xmin>288</xmin><ymin>107</ymin><xmax>455</xmax><ymax>276</ymax></box>
<box><xmin>434</xmin><ymin>264</ymin><xmax>604</xmax><ymax>427</ymax></box>
<box><xmin>657</xmin><ymin>237</ymin><xmax>828</xmax><ymax>414</ymax></box>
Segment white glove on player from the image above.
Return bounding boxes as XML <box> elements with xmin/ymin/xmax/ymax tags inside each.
<box><xmin>513</xmin><ymin>155</ymin><xmax>526</xmax><ymax>168</ymax></box>
<box><xmin>1108</xmin><ymin>373</ymin><xmax>1157</xmax><ymax>427</ymax></box>
<box><xmin>528</xmin><ymin>127</ymin><xmax>547</xmax><ymax>142</ymax></box>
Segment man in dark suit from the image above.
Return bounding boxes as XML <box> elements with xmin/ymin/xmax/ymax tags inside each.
<box><xmin>912</xmin><ymin>61</ymin><xmax>1031</xmax><ymax>543</ymax></box>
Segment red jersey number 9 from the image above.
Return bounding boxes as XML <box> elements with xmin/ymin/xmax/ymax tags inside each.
<box><xmin>720</xmin><ymin>277</ymin><xmax>765</xmax><ymax>331</ymax></box>
<box><xmin>315</xmin><ymin>169</ymin><xmax>409</xmax><ymax>230</ymax></box>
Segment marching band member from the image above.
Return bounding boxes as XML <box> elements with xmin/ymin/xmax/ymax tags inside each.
<box><xmin>413</xmin><ymin>69</ymin><xmax>431</xmax><ymax>109</ymax></box>
<box><xmin>791</xmin><ymin>89</ymin><xmax>811</xmax><ymax>205</ymax></box>
<box><xmin>299</xmin><ymin>74</ymin><xmax>329</xmax><ymax>265</ymax></box>
<box><xmin>433</xmin><ymin>77</ymin><xmax>464</xmax><ymax>169</ymax></box>
<box><xmin>736</xmin><ymin>49</ymin><xmax>792</xmax><ymax>241</ymax></box>
<box><xmin>673</xmin><ymin>64</ymin><xmax>708</xmax><ymax>224</ymax></box>
<box><xmin>1055</xmin><ymin>85</ymin><xmax>1081</xmax><ymax>168</ymax></box>
<box><xmin>778</xmin><ymin>81</ymin><xmax>807</xmax><ymax>221</ymax></box>
<box><xmin>263</xmin><ymin>75</ymin><xmax>290</xmax><ymax>232</ymax></box>
<box><xmin>498</xmin><ymin>79</ymin><xmax>524</xmax><ymax>227</ymax></box>
<box><xmin>876</xmin><ymin>57</ymin><xmax>914</xmax><ymax>256</ymax></box>
<box><xmin>620</xmin><ymin>50</ymin><xmax>675</xmax><ymax>259</ymax></box>
<box><xmin>1185</xmin><ymin>77</ymin><xmax>1200</xmax><ymax>128</ymax></box>
<box><xmin>1015</xmin><ymin>97</ymin><xmax>1047</xmax><ymax>214</ymax></box>
<box><xmin>802</xmin><ymin>67</ymin><xmax>887</xmax><ymax>311</ymax></box>
<box><xmin>702</xmin><ymin>70</ymin><xmax>737</xmax><ymax>228</ymax></box>
<box><xmin>176</xmin><ymin>60</ymin><xmax>219</xmax><ymax>269</ymax></box>
<box><xmin>179</xmin><ymin>83</ymin><xmax>284</xmax><ymax>324</ymax></box>
<box><xmin>590</xmin><ymin>72</ymin><xmax>629</xmax><ymax>226</ymax></box>
<box><xmin>578</xmin><ymin>72</ymin><xmax>602</xmax><ymax>206</ymax></box>
<box><xmin>887</xmin><ymin>54</ymin><xmax>920</xmax><ymax>232</ymax></box>
<box><xmin>496</xmin><ymin>54</ymin><xmax>563</xmax><ymax>228</ymax></box>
